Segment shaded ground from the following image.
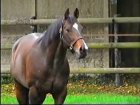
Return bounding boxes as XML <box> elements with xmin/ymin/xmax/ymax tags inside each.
<box><xmin>1</xmin><ymin>80</ymin><xmax>140</xmax><ymax>97</ymax></box>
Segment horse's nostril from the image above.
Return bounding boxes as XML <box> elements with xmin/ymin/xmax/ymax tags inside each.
<box><xmin>79</xmin><ymin>47</ymin><xmax>87</xmax><ymax>59</ymax></box>
<box><xmin>80</xmin><ymin>46</ymin><xmax>86</xmax><ymax>54</ymax></box>
<box><xmin>80</xmin><ymin>46</ymin><xmax>83</xmax><ymax>52</ymax></box>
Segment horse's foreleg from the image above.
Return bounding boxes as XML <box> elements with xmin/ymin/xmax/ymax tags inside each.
<box><xmin>52</xmin><ymin>87</ymin><xmax>67</xmax><ymax>104</ymax></box>
<box><xmin>29</xmin><ymin>86</ymin><xmax>46</xmax><ymax>105</ymax></box>
<box><xmin>14</xmin><ymin>79</ymin><xmax>29</xmax><ymax>105</ymax></box>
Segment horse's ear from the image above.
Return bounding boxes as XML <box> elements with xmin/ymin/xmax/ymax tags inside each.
<box><xmin>74</xmin><ymin>8</ymin><xmax>79</xmax><ymax>19</ymax></box>
<box><xmin>64</xmin><ymin>8</ymin><xmax>70</xmax><ymax>20</ymax></box>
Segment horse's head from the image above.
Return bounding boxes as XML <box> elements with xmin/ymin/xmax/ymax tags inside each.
<box><xmin>60</xmin><ymin>8</ymin><xmax>88</xmax><ymax>59</ymax></box>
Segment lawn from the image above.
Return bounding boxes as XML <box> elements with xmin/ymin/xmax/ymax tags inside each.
<box><xmin>1</xmin><ymin>93</ymin><xmax>140</xmax><ymax>104</ymax></box>
<box><xmin>1</xmin><ymin>77</ymin><xmax>140</xmax><ymax>104</ymax></box>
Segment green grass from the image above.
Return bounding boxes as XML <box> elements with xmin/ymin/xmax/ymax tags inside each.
<box><xmin>1</xmin><ymin>93</ymin><xmax>140</xmax><ymax>104</ymax></box>
<box><xmin>1</xmin><ymin>78</ymin><xmax>140</xmax><ymax>104</ymax></box>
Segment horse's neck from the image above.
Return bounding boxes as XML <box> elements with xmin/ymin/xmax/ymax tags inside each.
<box><xmin>54</xmin><ymin>41</ymin><xmax>67</xmax><ymax>65</ymax></box>
<box><xmin>45</xmin><ymin>39</ymin><xmax>67</xmax><ymax>68</ymax></box>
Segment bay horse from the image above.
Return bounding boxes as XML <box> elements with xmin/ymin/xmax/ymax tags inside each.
<box><xmin>10</xmin><ymin>8</ymin><xmax>88</xmax><ymax>104</ymax></box>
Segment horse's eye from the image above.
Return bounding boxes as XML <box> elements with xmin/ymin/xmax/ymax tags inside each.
<box><xmin>66</xmin><ymin>29</ymin><xmax>70</xmax><ymax>32</ymax></box>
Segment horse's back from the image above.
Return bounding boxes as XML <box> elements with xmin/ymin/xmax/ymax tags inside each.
<box><xmin>10</xmin><ymin>33</ymin><xmax>42</xmax><ymax>88</ymax></box>
<box><xmin>12</xmin><ymin>33</ymin><xmax>41</xmax><ymax>52</ymax></box>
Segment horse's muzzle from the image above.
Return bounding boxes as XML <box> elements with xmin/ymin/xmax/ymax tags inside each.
<box><xmin>78</xmin><ymin>46</ymin><xmax>88</xmax><ymax>59</ymax></box>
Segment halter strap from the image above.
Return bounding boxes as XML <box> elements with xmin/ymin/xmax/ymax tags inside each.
<box><xmin>59</xmin><ymin>18</ymin><xmax>64</xmax><ymax>39</ymax></box>
<box><xmin>69</xmin><ymin>37</ymin><xmax>83</xmax><ymax>50</ymax></box>
<box><xmin>59</xmin><ymin>27</ymin><xmax>63</xmax><ymax>39</ymax></box>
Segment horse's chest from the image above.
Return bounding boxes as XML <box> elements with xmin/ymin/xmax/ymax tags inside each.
<box><xmin>53</xmin><ymin>74</ymin><xmax>68</xmax><ymax>88</ymax></box>
<box><xmin>39</xmin><ymin>72</ymin><xmax>69</xmax><ymax>93</ymax></box>
<box><xmin>35</xmin><ymin>60</ymin><xmax>69</xmax><ymax>93</ymax></box>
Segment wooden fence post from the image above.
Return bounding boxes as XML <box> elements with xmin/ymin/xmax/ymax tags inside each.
<box><xmin>113</xmin><ymin>15</ymin><xmax>121</xmax><ymax>87</ymax></box>
<box><xmin>30</xmin><ymin>0</ymin><xmax>37</xmax><ymax>33</ymax></box>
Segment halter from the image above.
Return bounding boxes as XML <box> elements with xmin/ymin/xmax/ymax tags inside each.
<box><xmin>69</xmin><ymin>36</ymin><xmax>83</xmax><ymax>50</ymax></box>
<box><xmin>59</xmin><ymin>20</ymin><xmax>83</xmax><ymax>51</ymax></box>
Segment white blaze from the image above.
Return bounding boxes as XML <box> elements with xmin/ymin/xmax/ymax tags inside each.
<box><xmin>73</xmin><ymin>23</ymin><xmax>80</xmax><ymax>35</ymax></box>
<box><xmin>73</xmin><ymin>23</ymin><xmax>78</xmax><ymax>30</ymax></box>
<box><xmin>73</xmin><ymin>23</ymin><xmax>88</xmax><ymax>50</ymax></box>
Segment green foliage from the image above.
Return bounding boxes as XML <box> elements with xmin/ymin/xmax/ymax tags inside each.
<box><xmin>70</xmin><ymin>73</ymin><xmax>140</xmax><ymax>86</ymax></box>
<box><xmin>70</xmin><ymin>74</ymin><xmax>115</xmax><ymax>86</ymax></box>
<box><xmin>1</xmin><ymin>75</ymin><xmax>14</xmax><ymax>84</ymax></box>
<box><xmin>2</xmin><ymin>73</ymin><xmax>140</xmax><ymax>86</ymax></box>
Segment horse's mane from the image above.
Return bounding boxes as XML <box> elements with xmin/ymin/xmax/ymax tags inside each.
<box><xmin>38</xmin><ymin>18</ymin><xmax>63</xmax><ymax>49</ymax></box>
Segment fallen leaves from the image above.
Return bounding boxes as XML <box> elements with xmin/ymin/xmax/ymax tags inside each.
<box><xmin>68</xmin><ymin>81</ymin><xmax>140</xmax><ymax>96</ymax></box>
<box><xmin>1</xmin><ymin>80</ymin><xmax>140</xmax><ymax>97</ymax></box>
<box><xmin>1</xmin><ymin>83</ymin><xmax>15</xmax><ymax>97</ymax></box>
